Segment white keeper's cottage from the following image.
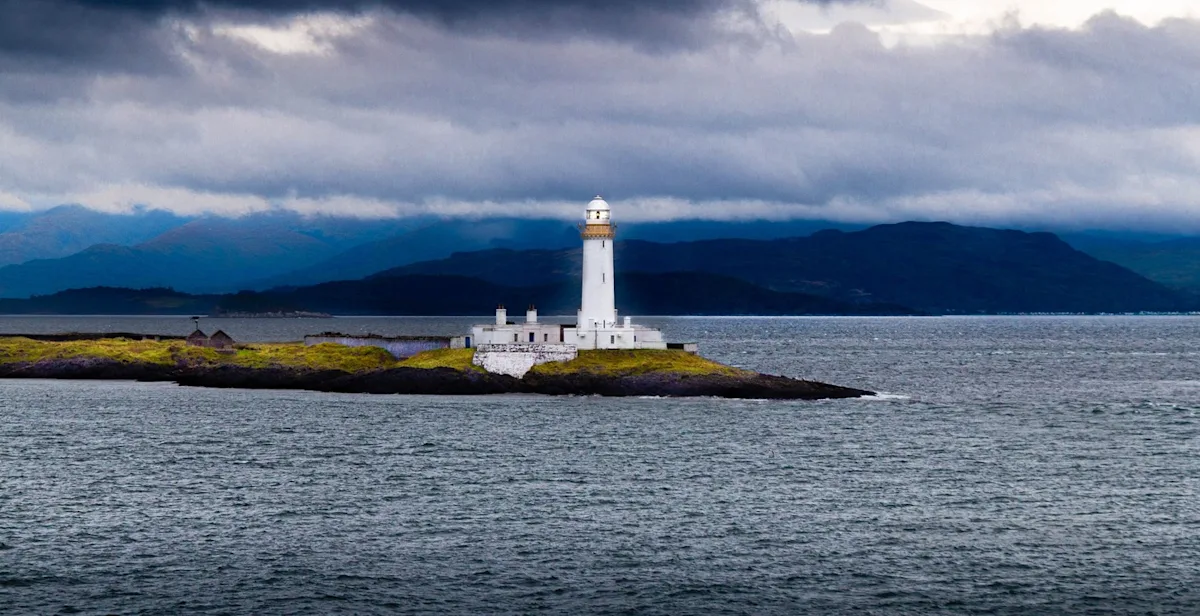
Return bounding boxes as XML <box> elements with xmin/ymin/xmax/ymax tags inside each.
<box><xmin>469</xmin><ymin>196</ymin><xmax>689</xmax><ymax>376</ymax></box>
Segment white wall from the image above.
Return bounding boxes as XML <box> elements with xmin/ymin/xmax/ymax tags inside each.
<box><xmin>569</xmin><ymin>325</ymin><xmax>667</xmax><ymax>350</ymax></box>
<box><xmin>470</xmin><ymin>323</ymin><xmax>564</xmax><ymax>346</ymax></box>
<box><xmin>303</xmin><ymin>335</ymin><xmax>451</xmax><ymax>359</ymax></box>
<box><xmin>472</xmin><ymin>344</ymin><xmax>578</xmax><ymax>378</ymax></box>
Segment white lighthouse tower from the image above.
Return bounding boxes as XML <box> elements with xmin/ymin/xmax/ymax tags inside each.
<box><xmin>572</xmin><ymin>196</ymin><xmax>668</xmax><ymax>350</ymax></box>
<box><xmin>579</xmin><ymin>195</ymin><xmax>617</xmax><ymax>329</ymax></box>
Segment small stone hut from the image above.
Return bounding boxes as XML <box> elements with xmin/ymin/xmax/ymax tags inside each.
<box><xmin>186</xmin><ymin>329</ymin><xmax>236</xmax><ymax>351</ymax></box>
<box><xmin>208</xmin><ymin>330</ymin><xmax>236</xmax><ymax>351</ymax></box>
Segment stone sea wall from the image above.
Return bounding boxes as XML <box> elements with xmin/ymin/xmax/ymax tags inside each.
<box><xmin>304</xmin><ymin>335</ymin><xmax>455</xmax><ymax>359</ymax></box>
<box><xmin>472</xmin><ymin>344</ymin><xmax>579</xmax><ymax>378</ymax></box>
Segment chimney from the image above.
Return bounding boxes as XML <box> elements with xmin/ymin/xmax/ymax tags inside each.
<box><xmin>624</xmin><ymin>316</ymin><xmax>632</xmax><ymax>328</ymax></box>
<box><xmin>496</xmin><ymin>305</ymin><xmax>507</xmax><ymax>326</ymax></box>
<box><xmin>527</xmin><ymin>305</ymin><xmax>538</xmax><ymax>324</ymax></box>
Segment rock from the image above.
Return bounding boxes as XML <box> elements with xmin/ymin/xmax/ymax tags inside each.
<box><xmin>0</xmin><ymin>359</ymin><xmax>871</xmax><ymax>400</ymax></box>
<box><xmin>173</xmin><ymin>365</ymin><xmax>525</xmax><ymax>395</ymax></box>
<box><xmin>319</xmin><ymin>367</ymin><xmax>525</xmax><ymax>395</ymax></box>
<box><xmin>0</xmin><ymin>358</ymin><xmax>176</xmax><ymax>382</ymax></box>
<box><xmin>522</xmin><ymin>370</ymin><xmax>870</xmax><ymax>399</ymax></box>
<box><xmin>174</xmin><ymin>366</ymin><xmax>348</xmax><ymax>390</ymax></box>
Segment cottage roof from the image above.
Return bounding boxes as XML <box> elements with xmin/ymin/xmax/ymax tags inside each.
<box><xmin>186</xmin><ymin>329</ymin><xmax>208</xmax><ymax>340</ymax></box>
<box><xmin>209</xmin><ymin>330</ymin><xmax>235</xmax><ymax>343</ymax></box>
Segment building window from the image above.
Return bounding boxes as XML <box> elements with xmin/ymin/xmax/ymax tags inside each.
<box><xmin>602</xmin><ymin>240</ymin><xmax>605</xmax><ymax>248</ymax></box>
<box><xmin>513</xmin><ymin>333</ymin><xmax>518</xmax><ymax>342</ymax></box>
<box><xmin>529</xmin><ymin>332</ymin><xmax>535</xmax><ymax>342</ymax></box>
<box><xmin>610</xmin><ymin>335</ymin><xmax>615</xmax><ymax>344</ymax></box>
<box><xmin>602</xmin><ymin>273</ymin><xmax>605</xmax><ymax>283</ymax></box>
<box><xmin>544</xmin><ymin>333</ymin><xmax>549</xmax><ymax>341</ymax></box>
<box><xmin>634</xmin><ymin>336</ymin><xmax>637</xmax><ymax>342</ymax></box>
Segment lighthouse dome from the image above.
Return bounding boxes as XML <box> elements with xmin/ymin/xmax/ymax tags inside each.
<box><xmin>585</xmin><ymin>195</ymin><xmax>612</xmax><ymax>224</ymax></box>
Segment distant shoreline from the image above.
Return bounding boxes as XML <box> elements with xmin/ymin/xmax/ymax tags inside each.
<box><xmin>209</xmin><ymin>311</ymin><xmax>334</xmax><ymax>318</ymax></box>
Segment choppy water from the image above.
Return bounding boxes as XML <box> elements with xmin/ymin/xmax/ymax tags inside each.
<box><xmin>2</xmin><ymin>316</ymin><xmax>1199</xmax><ymax>615</ymax></box>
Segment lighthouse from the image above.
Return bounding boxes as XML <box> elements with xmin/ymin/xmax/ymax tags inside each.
<box><xmin>570</xmin><ymin>196</ymin><xmax>668</xmax><ymax>350</ymax></box>
<box><xmin>466</xmin><ymin>194</ymin><xmax>676</xmax><ymax>365</ymax></box>
<box><xmin>579</xmin><ymin>195</ymin><xmax>617</xmax><ymax>329</ymax></box>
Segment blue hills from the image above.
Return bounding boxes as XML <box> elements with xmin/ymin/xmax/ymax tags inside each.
<box><xmin>0</xmin><ymin>205</ymin><xmax>188</xmax><ymax>267</ymax></box>
<box><xmin>370</xmin><ymin>223</ymin><xmax>1188</xmax><ymax>314</ymax></box>
<box><xmin>0</xmin><ymin>209</ymin><xmax>1191</xmax><ymax>314</ymax></box>
<box><xmin>1061</xmin><ymin>233</ymin><xmax>1200</xmax><ymax>295</ymax></box>
<box><xmin>0</xmin><ymin>212</ymin><xmax>858</xmax><ymax>298</ymax></box>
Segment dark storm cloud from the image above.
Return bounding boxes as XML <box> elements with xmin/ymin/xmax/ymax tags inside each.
<box><xmin>72</xmin><ymin>0</ymin><xmax>856</xmax><ymax>17</ymax></box>
<box><xmin>0</xmin><ymin>0</ymin><xmax>179</xmax><ymax>73</ymax></box>
<box><xmin>5</xmin><ymin>5</ymin><xmax>1200</xmax><ymax>231</ymax></box>
<box><xmin>0</xmin><ymin>0</ymin><xmax>867</xmax><ymax>68</ymax></box>
<box><xmin>76</xmin><ymin>0</ymin><xmax>747</xmax><ymax>14</ymax></box>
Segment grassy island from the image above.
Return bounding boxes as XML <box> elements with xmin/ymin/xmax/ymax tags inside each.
<box><xmin>0</xmin><ymin>337</ymin><xmax>396</xmax><ymax>372</ymax></box>
<box><xmin>0</xmin><ymin>336</ymin><xmax>869</xmax><ymax>400</ymax></box>
<box><xmin>0</xmin><ymin>337</ymin><xmax>735</xmax><ymax>376</ymax></box>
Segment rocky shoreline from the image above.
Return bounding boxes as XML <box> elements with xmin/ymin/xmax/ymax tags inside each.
<box><xmin>0</xmin><ymin>357</ymin><xmax>871</xmax><ymax>400</ymax></box>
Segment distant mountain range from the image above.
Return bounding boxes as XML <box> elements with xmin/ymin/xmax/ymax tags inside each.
<box><xmin>0</xmin><ymin>273</ymin><xmax>917</xmax><ymax>317</ymax></box>
<box><xmin>0</xmin><ymin>205</ymin><xmax>189</xmax><ymax>267</ymax></box>
<box><xmin>0</xmin><ymin>212</ymin><xmax>860</xmax><ymax>297</ymax></box>
<box><xmin>0</xmin><ymin>212</ymin><xmax>424</xmax><ymax>297</ymax></box>
<box><xmin>0</xmin><ymin>220</ymin><xmax>1190</xmax><ymax>315</ymax></box>
<box><xmin>1063</xmin><ymin>234</ymin><xmax>1200</xmax><ymax>295</ymax></box>
<box><xmin>0</xmin><ymin>203</ymin><xmax>1195</xmax><ymax>314</ymax></box>
<box><xmin>251</xmin><ymin>219</ymin><xmax>584</xmax><ymax>290</ymax></box>
<box><xmin>376</xmin><ymin>222</ymin><xmax>1189</xmax><ymax>314</ymax></box>
<box><xmin>250</xmin><ymin>218</ymin><xmax>860</xmax><ymax>290</ymax></box>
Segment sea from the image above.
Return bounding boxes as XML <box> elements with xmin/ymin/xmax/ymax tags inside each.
<box><xmin>1</xmin><ymin>315</ymin><xmax>1198</xmax><ymax>615</ymax></box>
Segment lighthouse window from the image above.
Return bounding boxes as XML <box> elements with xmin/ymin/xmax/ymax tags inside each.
<box><xmin>602</xmin><ymin>240</ymin><xmax>605</xmax><ymax>248</ymax></box>
<box><xmin>602</xmin><ymin>273</ymin><xmax>605</xmax><ymax>283</ymax></box>
<box><xmin>513</xmin><ymin>333</ymin><xmax>518</xmax><ymax>342</ymax></box>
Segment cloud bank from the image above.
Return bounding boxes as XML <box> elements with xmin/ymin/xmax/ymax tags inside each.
<box><xmin>2</xmin><ymin>1</ymin><xmax>1200</xmax><ymax>231</ymax></box>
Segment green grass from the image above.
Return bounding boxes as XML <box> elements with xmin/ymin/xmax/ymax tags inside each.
<box><xmin>0</xmin><ymin>337</ymin><xmax>398</xmax><ymax>373</ymax></box>
<box><xmin>528</xmin><ymin>349</ymin><xmax>745</xmax><ymax>377</ymax></box>
<box><xmin>0</xmin><ymin>337</ymin><xmax>183</xmax><ymax>365</ymax></box>
<box><xmin>228</xmin><ymin>343</ymin><xmax>396</xmax><ymax>372</ymax></box>
<box><xmin>397</xmin><ymin>348</ymin><xmax>482</xmax><ymax>372</ymax></box>
<box><xmin>0</xmin><ymin>338</ymin><xmax>744</xmax><ymax>379</ymax></box>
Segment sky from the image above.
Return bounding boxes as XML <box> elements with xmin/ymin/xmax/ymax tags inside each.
<box><xmin>2</xmin><ymin>0</ymin><xmax>1200</xmax><ymax>230</ymax></box>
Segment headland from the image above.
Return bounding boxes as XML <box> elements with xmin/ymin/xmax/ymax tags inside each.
<box><xmin>0</xmin><ymin>336</ymin><xmax>870</xmax><ymax>400</ymax></box>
